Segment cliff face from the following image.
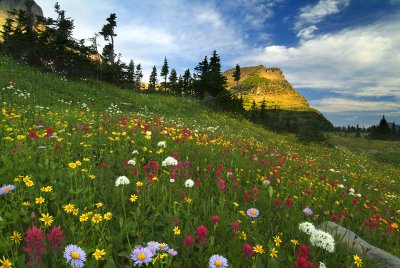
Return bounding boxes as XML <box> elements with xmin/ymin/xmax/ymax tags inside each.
<box><xmin>224</xmin><ymin>65</ymin><xmax>333</xmax><ymax>131</ymax></box>
<box><xmin>0</xmin><ymin>0</ymin><xmax>43</xmax><ymax>34</ymax></box>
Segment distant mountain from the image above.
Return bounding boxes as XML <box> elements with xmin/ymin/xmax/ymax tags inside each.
<box><xmin>0</xmin><ymin>0</ymin><xmax>43</xmax><ymax>34</ymax></box>
<box><xmin>224</xmin><ymin>65</ymin><xmax>333</xmax><ymax>131</ymax></box>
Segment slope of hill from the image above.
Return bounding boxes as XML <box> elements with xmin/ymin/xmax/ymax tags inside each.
<box><xmin>224</xmin><ymin>65</ymin><xmax>333</xmax><ymax>131</ymax></box>
<box><xmin>0</xmin><ymin>56</ymin><xmax>399</xmax><ymax>267</ymax></box>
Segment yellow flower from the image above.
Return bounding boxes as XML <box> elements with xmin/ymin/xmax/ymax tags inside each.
<box><xmin>75</xmin><ymin>161</ymin><xmax>82</xmax><ymax>166</ymax></box>
<box><xmin>83</xmin><ymin>158</ymin><xmax>90</xmax><ymax>162</ymax></box>
<box><xmin>63</xmin><ymin>203</ymin><xmax>75</xmax><ymax>214</ymax></box>
<box><xmin>68</xmin><ymin>163</ymin><xmax>77</xmax><ymax>169</ymax></box>
<box><xmin>240</xmin><ymin>231</ymin><xmax>247</xmax><ymax>241</ymax></box>
<box><xmin>0</xmin><ymin>256</ymin><xmax>12</xmax><ymax>268</ymax></box>
<box><xmin>233</xmin><ymin>202</ymin><xmax>239</xmax><ymax>207</ymax></box>
<box><xmin>290</xmin><ymin>239</ymin><xmax>299</xmax><ymax>246</ymax></box>
<box><xmin>79</xmin><ymin>213</ymin><xmax>89</xmax><ymax>222</ymax></box>
<box><xmin>130</xmin><ymin>194</ymin><xmax>138</xmax><ymax>202</ymax></box>
<box><xmin>269</xmin><ymin>247</ymin><xmax>278</xmax><ymax>258</ymax></box>
<box><xmin>184</xmin><ymin>197</ymin><xmax>192</xmax><ymax>203</ymax></box>
<box><xmin>273</xmin><ymin>235</ymin><xmax>282</xmax><ymax>247</ymax></box>
<box><xmin>253</xmin><ymin>244</ymin><xmax>265</xmax><ymax>254</ymax></box>
<box><xmin>92</xmin><ymin>249</ymin><xmax>106</xmax><ymax>260</ymax></box>
<box><xmin>25</xmin><ymin>180</ymin><xmax>34</xmax><ymax>187</ymax></box>
<box><xmin>10</xmin><ymin>231</ymin><xmax>22</xmax><ymax>244</ymax></box>
<box><xmin>89</xmin><ymin>175</ymin><xmax>96</xmax><ymax>180</ymax></box>
<box><xmin>73</xmin><ymin>208</ymin><xmax>79</xmax><ymax>216</ymax></box>
<box><xmin>39</xmin><ymin>213</ymin><xmax>54</xmax><ymax>226</ymax></box>
<box><xmin>40</xmin><ymin>186</ymin><xmax>53</xmax><ymax>192</ymax></box>
<box><xmin>239</xmin><ymin>210</ymin><xmax>245</xmax><ymax>216</ymax></box>
<box><xmin>104</xmin><ymin>212</ymin><xmax>112</xmax><ymax>221</ymax></box>
<box><xmin>354</xmin><ymin>255</ymin><xmax>363</xmax><ymax>267</ymax></box>
<box><xmin>92</xmin><ymin>213</ymin><xmax>103</xmax><ymax>224</ymax></box>
<box><xmin>22</xmin><ymin>201</ymin><xmax>31</xmax><ymax>207</ymax></box>
<box><xmin>95</xmin><ymin>202</ymin><xmax>103</xmax><ymax>208</ymax></box>
<box><xmin>136</xmin><ymin>181</ymin><xmax>143</xmax><ymax>187</ymax></box>
<box><xmin>173</xmin><ymin>226</ymin><xmax>181</xmax><ymax>235</ymax></box>
<box><xmin>17</xmin><ymin>135</ymin><xmax>25</xmax><ymax>140</ymax></box>
<box><xmin>35</xmin><ymin>197</ymin><xmax>45</xmax><ymax>204</ymax></box>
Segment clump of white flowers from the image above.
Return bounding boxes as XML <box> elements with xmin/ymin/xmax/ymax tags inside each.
<box><xmin>162</xmin><ymin>156</ymin><xmax>178</xmax><ymax>167</ymax></box>
<box><xmin>299</xmin><ymin>222</ymin><xmax>335</xmax><ymax>253</ymax></box>
<box><xmin>127</xmin><ymin>159</ymin><xmax>136</xmax><ymax>165</ymax></box>
<box><xmin>184</xmin><ymin>179</ymin><xmax>194</xmax><ymax>188</ymax></box>
<box><xmin>157</xmin><ymin>141</ymin><xmax>166</xmax><ymax>148</ymax></box>
<box><xmin>115</xmin><ymin>176</ymin><xmax>130</xmax><ymax>187</ymax></box>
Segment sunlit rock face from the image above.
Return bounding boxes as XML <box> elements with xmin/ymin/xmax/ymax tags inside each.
<box><xmin>0</xmin><ymin>0</ymin><xmax>43</xmax><ymax>33</ymax></box>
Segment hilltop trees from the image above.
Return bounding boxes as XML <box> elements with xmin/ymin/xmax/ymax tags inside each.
<box><xmin>232</xmin><ymin>64</ymin><xmax>241</xmax><ymax>86</ymax></box>
<box><xmin>160</xmin><ymin>57</ymin><xmax>169</xmax><ymax>91</ymax></box>
<box><xmin>100</xmin><ymin>13</ymin><xmax>117</xmax><ymax>64</ymax></box>
<box><xmin>370</xmin><ymin>115</ymin><xmax>397</xmax><ymax>140</ymax></box>
<box><xmin>148</xmin><ymin>65</ymin><xmax>158</xmax><ymax>91</ymax></box>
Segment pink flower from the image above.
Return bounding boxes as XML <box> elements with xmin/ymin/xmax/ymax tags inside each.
<box><xmin>242</xmin><ymin>243</ymin><xmax>254</xmax><ymax>257</ymax></box>
<box><xmin>46</xmin><ymin>226</ymin><xmax>64</xmax><ymax>250</ymax></box>
<box><xmin>196</xmin><ymin>225</ymin><xmax>208</xmax><ymax>244</ymax></box>
<box><xmin>212</xmin><ymin>215</ymin><xmax>220</xmax><ymax>224</ymax></box>
<box><xmin>183</xmin><ymin>236</ymin><xmax>194</xmax><ymax>247</ymax></box>
<box><xmin>23</xmin><ymin>226</ymin><xmax>46</xmax><ymax>267</ymax></box>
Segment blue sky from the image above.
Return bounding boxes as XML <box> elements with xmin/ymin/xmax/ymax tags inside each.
<box><xmin>35</xmin><ymin>0</ymin><xmax>400</xmax><ymax>127</ymax></box>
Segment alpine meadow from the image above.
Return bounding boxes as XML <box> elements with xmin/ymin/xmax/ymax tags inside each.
<box><xmin>1</xmin><ymin>1</ymin><xmax>400</xmax><ymax>268</ymax></box>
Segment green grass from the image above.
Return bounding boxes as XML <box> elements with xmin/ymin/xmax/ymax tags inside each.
<box><xmin>0</xmin><ymin>55</ymin><xmax>399</xmax><ymax>267</ymax></box>
<box><xmin>329</xmin><ymin>133</ymin><xmax>400</xmax><ymax>166</ymax></box>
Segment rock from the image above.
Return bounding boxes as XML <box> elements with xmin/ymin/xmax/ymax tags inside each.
<box><xmin>319</xmin><ymin>221</ymin><xmax>400</xmax><ymax>268</ymax></box>
<box><xmin>0</xmin><ymin>0</ymin><xmax>43</xmax><ymax>16</ymax></box>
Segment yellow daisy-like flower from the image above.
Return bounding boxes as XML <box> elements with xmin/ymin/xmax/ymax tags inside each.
<box><xmin>273</xmin><ymin>235</ymin><xmax>282</xmax><ymax>247</ymax></box>
<box><xmin>233</xmin><ymin>202</ymin><xmax>239</xmax><ymax>207</ymax></box>
<box><xmin>253</xmin><ymin>244</ymin><xmax>265</xmax><ymax>254</ymax></box>
<box><xmin>269</xmin><ymin>247</ymin><xmax>278</xmax><ymax>258</ymax></box>
<box><xmin>79</xmin><ymin>213</ymin><xmax>89</xmax><ymax>222</ymax></box>
<box><xmin>290</xmin><ymin>239</ymin><xmax>299</xmax><ymax>246</ymax></box>
<box><xmin>130</xmin><ymin>194</ymin><xmax>138</xmax><ymax>202</ymax></box>
<box><xmin>63</xmin><ymin>203</ymin><xmax>75</xmax><ymax>213</ymax></box>
<box><xmin>39</xmin><ymin>213</ymin><xmax>54</xmax><ymax>226</ymax></box>
<box><xmin>92</xmin><ymin>213</ymin><xmax>103</xmax><ymax>224</ymax></box>
<box><xmin>72</xmin><ymin>208</ymin><xmax>79</xmax><ymax>216</ymax></box>
<box><xmin>75</xmin><ymin>161</ymin><xmax>82</xmax><ymax>166</ymax></box>
<box><xmin>95</xmin><ymin>202</ymin><xmax>103</xmax><ymax>208</ymax></box>
<box><xmin>184</xmin><ymin>197</ymin><xmax>192</xmax><ymax>204</ymax></box>
<box><xmin>10</xmin><ymin>231</ymin><xmax>22</xmax><ymax>244</ymax></box>
<box><xmin>68</xmin><ymin>163</ymin><xmax>77</xmax><ymax>169</ymax></box>
<box><xmin>40</xmin><ymin>186</ymin><xmax>53</xmax><ymax>192</ymax></box>
<box><xmin>0</xmin><ymin>256</ymin><xmax>12</xmax><ymax>268</ymax></box>
<box><xmin>88</xmin><ymin>174</ymin><xmax>96</xmax><ymax>180</ymax></box>
<box><xmin>35</xmin><ymin>197</ymin><xmax>45</xmax><ymax>204</ymax></box>
<box><xmin>173</xmin><ymin>226</ymin><xmax>181</xmax><ymax>235</ymax></box>
<box><xmin>136</xmin><ymin>181</ymin><xmax>143</xmax><ymax>187</ymax></box>
<box><xmin>22</xmin><ymin>201</ymin><xmax>31</xmax><ymax>207</ymax></box>
<box><xmin>240</xmin><ymin>231</ymin><xmax>247</xmax><ymax>241</ymax></box>
<box><xmin>104</xmin><ymin>212</ymin><xmax>112</xmax><ymax>221</ymax></box>
<box><xmin>25</xmin><ymin>180</ymin><xmax>34</xmax><ymax>187</ymax></box>
<box><xmin>83</xmin><ymin>158</ymin><xmax>90</xmax><ymax>162</ymax></box>
<box><xmin>354</xmin><ymin>255</ymin><xmax>363</xmax><ymax>267</ymax></box>
<box><xmin>92</xmin><ymin>249</ymin><xmax>106</xmax><ymax>260</ymax></box>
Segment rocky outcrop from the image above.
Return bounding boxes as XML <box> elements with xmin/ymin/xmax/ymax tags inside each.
<box><xmin>319</xmin><ymin>221</ymin><xmax>400</xmax><ymax>268</ymax></box>
<box><xmin>0</xmin><ymin>0</ymin><xmax>43</xmax><ymax>16</ymax></box>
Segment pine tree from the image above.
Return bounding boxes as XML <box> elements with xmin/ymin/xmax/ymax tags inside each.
<box><xmin>370</xmin><ymin>115</ymin><xmax>392</xmax><ymax>139</ymax></box>
<box><xmin>208</xmin><ymin>50</ymin><xmax>227</xmax><ymax>97</ymax></box>
<box><xmin>232</xmin><ymin>64</ymin><xmax>241</xmax><ymax>86</ymax></box>
<box><xmin>169</xmin><ymin>68</ymin><xmax>178</xmax><ymax>94</ymax></box>
<box><xmin>135</xmin><ymin>64</ymin><xmax>143</xmax><ymax>90</ymax></box>
<box><xmin>100</xmin><ymin>13</ymin><xmax>117</xmax><ymax>64</ymax></box>
<box><xmin>194</xmin><ymin>56</ymin><xmax>209</xmax><ymax>98</ymax></box>
<box><xmin>183</xmin><ymin>69</ymin><xmax>192</xmax><ymax>96</ymax></box>
<box><xmin>126</xmin><ymin>60</ymin><xmax>135</xmax><ymax>87</ymax></box>
<box><xmin>148</xmin><ymin>65</ymin><xmax>158</xmax><ymax>91</ymax></box>
<box><xmin>160</xmin><ymin>57</ymin><xmax>169</xmax><ymax>91</ymax></box>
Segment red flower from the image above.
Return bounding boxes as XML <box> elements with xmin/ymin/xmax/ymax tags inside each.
<box><xmin>101</xmin><ymin>162</ymin><xmax>107</xmax><ymax>168</ymax></box>
<box><xmin>244</xmin><ymin>192</ymin><xmax>251</xmax><ymax>201</ymax></box>
<box><xmin>195</xmin><ymin>178</ymin><xmax>201</xmax><ymax>187</ymax></box>
<box><xmin>183</xmin><ymin>236</ymin><xmax>194</xmax><ymax>246</ymax></box>
<box><xmin>23</xmin><ymin>226</ymin><xmax>46</xmax><ymax>267</ymax></box>
<box><xmin>46</xmin><ymin>226</ymin><xmax>64</xmax><ymax>250</ymax></box>
<box><xmin>133</xmin><ymin>167</ymin><xmax>139</xmax><ymax>176</ymax></box>
<box><xmin>195</xmin><ymin>225</ymin><xmax>208</xmax><ymax>244</ymax></box>
<box><xmin>285</xmin><ymin>198</ymin><xmax>292</xmax><ymax>207</ymax></box>
<box><xmin>242</xmin><ymin>243</ymin><xmax>254</xmax><ymax>257</ymax></box>
<box><xmin>274</xmin><ymin>199</ymin><xmax>280</xmax><ymax>208</ymax></box>
<box><xmin>331</xmin><ymin>215</ymin><xmax>338</xmax><ymax>221</ymax></box>
<box><xmin>230</xmin><ymin>221</ymin><xmax>239</xmax><ymax>230</ymax></box>
<box><xmin>28</xmin><ymin>131</ymin><xmax>39</xmax><ymax>139</ymax></box>
<box><xmin>296</xmin><ymin>244</ymin><xmax>310</xmax><ymax>258</ymax></box>
<box><xmin>45</xmin><ymin>127</ymin><xmax>54</xmax><ymax>137</ymax></box>
<box><xmin>252</xmin><ymin>187</ymin><xmax>259</xmax><ymax>195</ymax></box>
<box><xmin>212</xmin><ymin>215</ymin><xmax>220</xmax><ymax>224</ymax></box>
<box><xmin>218</xmin><ymin>179</ymin><xmax>226</xmax><ymax>191</ymax></box>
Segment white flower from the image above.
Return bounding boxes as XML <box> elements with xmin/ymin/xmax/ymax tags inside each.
<box><xmin>263</xmin><ymin>180</ymin><xmax>270</xmax><ymax>185</ymax></box>
<box><xmin>337</xmin><ymin>184</ymin><xmax>344</xmax><ymax>188</ymax></box>
<box><xmin>299</xmin><ymin>222</ymin><xmax>316</xmax><ymax>235</ymax></box>
<box><xmin>115</xmin><ymin>176</ymin><xmax>130</xmax><ymax>187</ymax></box>
<box><xmin>170</xmin><ymin>179</ymin><xmax>175</xmax><ymax>183</ymax></box>
<box><xmin>162</xmin><ymin>156</ymin><xmax>178</xmax><ymax>167</ymax></box>
<box><xmin>356</xmin><ymin>193</ymin><xmax>361</xmax><ymax>198</ymax></box>
<box><xmin>184</xmin><ymin>179</ymin><xmax>194</xmax><ymax>188</ymax></box>
<box><xmin>127</xmin><ymin>159</ymin><xmax>136</xmax><ymax>165</ymax></box>
<box><xmin>145</xmin><ymin>131</ymin><xmax>152</xmax><ymax>136</ymax></box>
<box><xmin>131</xmin><ymin>150</ymin><xmax>139</xmax><ymax>155</ymax></box>
<box><xmin>319</xmin><ymin>262</ymin><xmax>327</xmax><ymax>268</ymax></box>
<box><xmin>310</xmin><ymin>230</ymin><xmax>335</xmax><ymax>253</ymax></box>
<box><xmin>157</xmin><ymin>141</ymin><xmax>166</xmax><ymax>148</ymax></box>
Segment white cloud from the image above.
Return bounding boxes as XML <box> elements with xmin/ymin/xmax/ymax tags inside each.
<box><xmin>295</xmin><ymin>0</ymin><xmax>350</xmax><ymax>40</ymax></box>
<box><xmin>310</xmin><ymin>98</ymin><xmax>400</xmax><ymax>113</ymax></box>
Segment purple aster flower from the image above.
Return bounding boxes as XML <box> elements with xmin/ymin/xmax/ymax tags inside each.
<box><xmin>64</xmin><ymin>244</ymin><xmax>86</xmax><ymax>268</ymax></box>
<box><xmin>246</xmin><ymin>208</ymin><xmax>259</xmax><ymax>218</ymax></box>
<box><xmin>50</xmin><ymin>135</ymin><xmax>58</xmax><ymax>139</ymax></box>
<box><xmin>0</xmin><ymin>184</ymin><xmax>15</xmax><ymax>195</ymax></box>
<box><xmin>36</xmin><ymin>125</ymin><xmax>44</xmax><ymax>129</ymax></box>
<box><xmin>167</xmin><ymin>249</ymin><xmax>177</xmax><ymax>256</ymax></box>
<box><xmin>303</xmin><ymin>207</ymin><xmax>313</xmax><ymax>216</ymax></box>
<box><xmin>37</xmin><ymin>146</ymin><xmax>47</xmax><ymax>149</ymax></box>
<box><xmin>209</xmin><ymin>254</ymin><xmax>228</xmax><ymax>268</ymax></box>
<box><xmin>157</xmin><ymin>243</ymin><xmax>169</xmax><ymax>251</ymax></box>
<box><xmin>146</xmin><ymin>241</ymin><xmax>159</xmax><ymax>253</ymax></box>
<box><xmin>130</xmin><ymin>247</ymin><xmax>153</xmax><ymax>266</ymax></box>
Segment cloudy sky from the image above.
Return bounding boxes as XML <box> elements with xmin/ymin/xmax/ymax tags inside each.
<box><xmin>35</xmin><ymin>0</ymin><xmax>400</xmax><ymax>127</ymax></box>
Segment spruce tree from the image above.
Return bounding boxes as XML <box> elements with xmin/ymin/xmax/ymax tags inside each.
<box><xmin>148</xmin><ymin>65</ymin><xmax>158</xmax><ymax>91</ymax></box>
<box><xmin>100</xmin><ymin>13</ymin><xmax>117</xmax><ymax>64</ymax></box>
<box><xmin>232</xmin><ymin>64</ymin><xmax>241</xmax><ymax>86</ymax></box>
<box><xmin>169</xmin><ymin>68</ymin><xmax>178</xmax><ymax>94</ymax></box>
<box><xmin>183</xmin><ymin>69</ymin><xmax>192</xmax><ymax>96</ymax></box>
<box><xmin>126</xmin><ymin>60</ymin><xmax>135</xmax><ymax>87</ymax></box>
<box><xmin>160</xmin><ymin>57</ymin><xmax>169</xmax><ymax>91</ymax></box>
<box><xmin>135</xmin><ymin>64</ymin><xmax>143</xmax><ymax>90</ymax></box>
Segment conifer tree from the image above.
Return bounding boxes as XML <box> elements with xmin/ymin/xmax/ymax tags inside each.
<box><xmin>148</xmin><ymin>65</ymin><xmax>158</xmax><ymax>91</ymax></box>
<box><xmin>100</xmin><ymin>13</ymin><xmax>117</xmax><ymax>64</ymax></box>
<box><xmin>160</xmin><ymin>57</ymin><xmax>169</xmax><ymax>91</ymax></box>
<box><xmin>135</xmin><ymin>64</ymin><xmax>143</xmax><ymax>90</ymax></box>
<box><xmin>183</xmin><ymin>69</ymin><xmax>192</xmax><ymax>96</ymax></box>
<box><xmin>126</xmin><ymin>60</ymin><xmax>135</xmax><ymax>86</ymax></box>
<box><xmin>169</xmin><ymin>68</ymin><xmax>178</xmax><ymax>94</ymax></box>
<box><xmin>232</xmin><ymin>64</ymin><xmax>241</xmax><ymax>86</ymax></box>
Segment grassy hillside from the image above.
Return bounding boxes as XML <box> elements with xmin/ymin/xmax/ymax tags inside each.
<box><xmin>0</xmin><ymin>56</ymin><xmax>399</xmax><ymax>267</ymax></box>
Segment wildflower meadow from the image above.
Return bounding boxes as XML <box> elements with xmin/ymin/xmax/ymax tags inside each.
<box><xmin>0</xmin><ymin>56</ymin><xmax>399</xmax><ymax>267</ymax></box>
